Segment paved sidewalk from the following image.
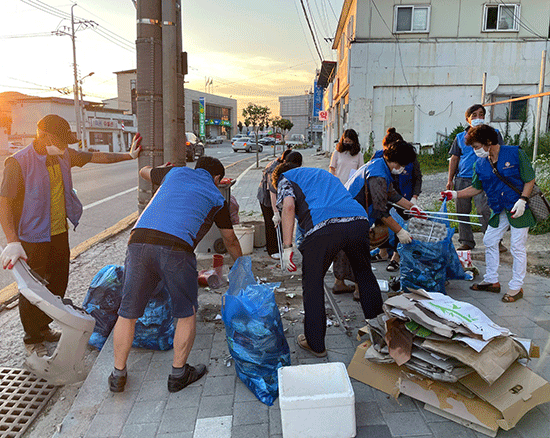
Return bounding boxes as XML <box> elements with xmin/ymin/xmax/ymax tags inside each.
<box><xmin>53</xmin><ymin>149</ymin><xmax>550</xmax><ymax>438</ymax></box>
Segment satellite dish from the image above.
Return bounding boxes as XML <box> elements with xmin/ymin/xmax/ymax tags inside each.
<box><xmin>485</xmin><ymin>76</ymin><xmax>500</xmax><ymax>94</ymax></box>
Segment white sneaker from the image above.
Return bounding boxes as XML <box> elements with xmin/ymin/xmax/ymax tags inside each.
<box><xmin>270</xmin><ymin>253</ymin><xmax>281</xmax><ymax>260</ymax></box>
<box><xmin>25</xmin><ymin>342</ymin><xmax>48</xmax><ymax>357</ymax></box>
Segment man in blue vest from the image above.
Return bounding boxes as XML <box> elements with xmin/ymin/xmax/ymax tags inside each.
<box><xmin>0</xmin><ymin>114</ymin><xmax>142</xmax><ymax>358</ymax></box>
<box><xmin>109</xmin><ymin>156</ymin><xmax>243</xmax><ymax>393</ymax></box>
<box><xmin>446</xmin><ymin>104</ymin><xmax>505</xmax><ymax>251</ymax></box>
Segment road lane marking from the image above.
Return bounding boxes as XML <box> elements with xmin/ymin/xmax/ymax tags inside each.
<box><xmin>82</xmin><ymin>186</ymin><xmax>137</xmax><ymax>210</ymax></box>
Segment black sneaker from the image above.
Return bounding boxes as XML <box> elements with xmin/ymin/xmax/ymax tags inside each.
<box><xmin>167</xmin><ymin>364</ymin><xmax>207</xmax><ymax>393</ymax></box>
<box><xmin>108</xmin><ymin>372</ymin><xmax>127</xmax><ymax>393</ymax></box>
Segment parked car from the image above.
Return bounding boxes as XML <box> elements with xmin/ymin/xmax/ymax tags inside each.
<box><xmin>259</xmin><ymin>137</ymin><xmax>276</xmax><ymax>146</ymax></box>
<box><xmin>231</xmin><ymin>134</ymin><xmax>245</xmax><ymax>143</ymax></box>
<box><xmin>185</xmin><ymin>132</ymin><xmax>205</xmax><ymax>162</ymax></box>
<box><xmin>232</xmin><ymin>137</ymin><xmax>263</xmax><ymax>153</ymax></box>
<box><xmin>205</xmin><ymin>135</ymin><xmax>225</xmax><ymax>145</ymax></box>
<box><xmin>285</xmin><ymin>134</ymin><xmax>307</xmax><ymax>148</ymax></box>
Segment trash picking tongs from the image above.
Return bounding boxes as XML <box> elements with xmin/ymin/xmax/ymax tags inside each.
<box><xmin>323</xmin><ymin>282</ymin><xmax>352</xmax><ymax>337</ymax></box>
<box><xmin>1</xmin><ymin>245</ymin><xmax>96</xmax><ymax>385</ymax></box>
<box><xmin>276</xmin><ymin>224</ymin><xmax>285</xmax><ymax>271</ymax></box>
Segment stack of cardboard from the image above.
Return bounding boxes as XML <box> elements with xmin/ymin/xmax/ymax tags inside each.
<box><xmin>348</xmin><ymin>289</ymin><xmax>550</xmax><ymax>437</ymax></box>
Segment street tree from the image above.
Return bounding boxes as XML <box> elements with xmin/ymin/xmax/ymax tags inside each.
<box><xmin>273</xmin><ymin>117</ymin><xmax>294</xmax><ymax>144</ymax></box>
<box><xmin>242</xmin><ymin>104</ymin><xmax>271</xmax><ymax>167</ymax></box>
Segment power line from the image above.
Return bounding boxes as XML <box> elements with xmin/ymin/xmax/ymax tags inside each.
<box><xmin>293</xmin><ymin>0</ymin><xmax>318</xmax><ymax>64</ymax></box>
<box><xmin>305</xmin><ymin>0</ymin><xmax>326</xmax><ymax>59</ymax></box>
<box><xmin>0</xmin><ymin>32</ymin><xmax>55</xmax><ymax>39</ymax></box>
<box><xmin>299</xmin><ymin>0</ymin><xmax>323</xmax><ymax>61</ymax></box>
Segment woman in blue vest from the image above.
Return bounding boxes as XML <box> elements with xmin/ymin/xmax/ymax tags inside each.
<box><xmin>441</xmin><ymin>125</ymin><xmax>535</xmax><ymax>303</ymax></box>
<box><xmin>256</xmin><ymin>148</ymin><xmax>299</xmax><ymax>259</ymax></box>
<box><xmin>371</xmin><ymin>128</ymin><xmax>422</xmax><ymax>271</ymax></box>
<box><xmin>272</xmin><ymin>161</ymin><xmax>383</xmax><ymax>357</ymax></box>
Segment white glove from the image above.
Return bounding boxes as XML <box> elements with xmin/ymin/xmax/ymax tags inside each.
<box><xmin>272</xmin><ymin>211</ymin><xmax>281</xmax><ymax>227</ymax></box>
<box><xmin>1</xmin><ymin>242</ymin><xmax>27</xmax><ymax>270</ymax></box>
<box><xmin>282</xmin><ymin>247</ymin><xmax>297</xmax><ymax>272</ymax></box>
<box><xmin>439</xmin><ymin>190</ymin><xmax>457</xmax><ymax>202</ymax></box>
<box><xmin>397</xmin><ymin>228</ymin><xmax>412</xmax><ymax>244</ymax></box>
<box><xmin>511</xmin><ymin>198</ymin><xmax>527</xmax><ymax>218</ymax></box>
<box><xmin>129</xmin><ymin>133</ymin><xmax>142</xmax><ymax>159</ymax></box>
<box><xmin>410</xmin><ymin>197</ymin><xmax>418</xmax><ymax>206</ymax></box>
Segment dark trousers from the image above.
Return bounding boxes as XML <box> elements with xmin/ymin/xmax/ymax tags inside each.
<box><xmin>19</xmin><ymin>232</ymin><xmax>70</xmax><ymax>344</ymax></box>
<box><xmin>299</xmin><ymin>221</ymin><xmax>383</xmax><ymax>353</ymax></box>
<box><xmin>260</xmin><ymin>203</ymin><xmax>278</xmax><ymax>256</ymax></box>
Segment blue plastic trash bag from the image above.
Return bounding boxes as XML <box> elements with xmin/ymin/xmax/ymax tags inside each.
<box><xmin>398</xmin><ymin>201</ymin><xmax>467</xmax><ymax>294</ymax></box>
<box><xmin>83</xmin><ymin>265</ymin><xmax>174</xmax><ymax>351</ymax></box>
<box><xmin>133</xmin><ymin>281</ymin><xmax>175</xmax><ymax>351</ymax></box>
<box><xmin>222</xmin><ymin>256</ymin><xmax>290</xmax><ymax>406</ymax></box>
<box><xmin>83</xmin><ymin>265</ymin><xmax>124</xmax><ymax>350</ymax></box>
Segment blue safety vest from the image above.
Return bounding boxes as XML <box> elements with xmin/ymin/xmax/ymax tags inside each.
<box><xmin>14</xmin><ymin>143</ymin><xmax>83</xmax><ymax>243</ymax></box>
<box><xmin>474</xmin><ymin>145</ymin><xmax>524</xmax><ymax>214</ymax></box>
<box><xmin>281</xmin><ymin>167</ymin><xmax>366</xmax><ymax>234</ymax></box>
<box><xmin>373</xmin><ymin>149</ymin><xmax>414</xmax><ymax>200</ymax></box>
<box><xmin>135</xmin><ymin>167</ymin><xmax>225</xmax><ymax>248</ymax></box>
<box><xmin>346</xmin><ymin>158</ymin><xmax>393</xmax><ymax>224</ymax></box>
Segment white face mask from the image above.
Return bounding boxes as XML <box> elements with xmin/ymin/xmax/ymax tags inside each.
<box><xmin>474</xmin><ymin>147</ymin><xmax>489</xmax><ymax>158</ymax></box>
<box><xmin>470</xmin><ymin>118</ymin><xmax>484</xmax><ymax>127</ymax></box>
<box><xmin>46</xmin><ymin>145</ymin><xmax>65</xmax><ymax>156</ymax></box>
<box><xmin>391</xmin><ymin>166</ymin><xmax>405</xmax><ymax>175</ymax></box>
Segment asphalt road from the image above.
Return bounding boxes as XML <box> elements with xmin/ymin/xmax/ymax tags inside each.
<box><xmin>0</xmin><ymin>142</ymin><xmax>273</xmax><ymax>290</ymax></box>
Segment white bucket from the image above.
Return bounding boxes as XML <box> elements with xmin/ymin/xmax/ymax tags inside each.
<box><xmin>234</xmin><ymin>224</ymin><xmax>255</xmax><ymax>255</ymax></box>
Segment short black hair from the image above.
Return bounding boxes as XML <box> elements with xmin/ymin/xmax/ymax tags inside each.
<box><xmin>196</xmin><ymin>156</ymin><xmax>225</xmax><ymax>179</ymax></box>
<box><xmin>465</xmin><ymin>124</ymin><xmax>499</xmax><ymax>146</ymax></box>
<box><xmin>465</xmin><ymin>104</ymin><xmax>486</xmax><ymax>120</ymax></box>
<box><xmin>281</xmin><ymin>148</ymin><xmax>293</xmax><ymax>161</ymax></box>
<box><xmin>383</xmin><ymin>140</ymin><xmax>417</xmax><ymax>166</ymax></box>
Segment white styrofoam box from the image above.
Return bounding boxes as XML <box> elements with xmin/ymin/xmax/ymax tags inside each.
<box><xmin>278</xmin><ymin>362</ymin><xmax>356</xmax><ymax>438</ymax></box>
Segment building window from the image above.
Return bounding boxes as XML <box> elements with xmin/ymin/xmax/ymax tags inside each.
<box><xmin>483</xmin><ymin>4</ymin><xmax>520</xmax><ymax>32</ymax></box>
<box><xmin>90</xmin><ymin>131</ymin><xmax>113</xmax><ymax>145</ymax></box>
<box><xmin>491</xmin><ymin>96</ymin><xmax>528</xmax><ymax>122</ymax></box>
<box><xmin>394</xmin><ymin>5</ymin><xmax>430</xmax><ymax>33</ymax></box>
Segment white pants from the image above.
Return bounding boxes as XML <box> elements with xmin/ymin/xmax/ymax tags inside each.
<box><xmin>483</xmin><ymin>211</ymin><xmax>528</xmax><ymax>291</ymax></box>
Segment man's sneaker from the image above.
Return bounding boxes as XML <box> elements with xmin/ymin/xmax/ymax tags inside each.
<box><xmin>25</xmin><ymin>342</ymin><xmax>48</xmax><ymax>357</ymax></box>
<box><xmin>40</xmin><ymin>328</ymin><xmax>61</xmax><ymax>342</ymax></box>
<box><xmin>167</xmin><ymin>364</ymin><xmax>207</xmax><ymax>393</ymax></box>
<box><xmin>108</xmin><ymin>372</ymin><xmax>127</xmax><ymax>393</ymax></box>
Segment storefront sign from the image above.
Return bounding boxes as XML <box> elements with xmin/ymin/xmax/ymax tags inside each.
<box><xmin>88</xmin><ymin>118</ymin><xmax>118</xmax><ymax>129</ymax></box>
<box><xmin>199</xmin><ymin>97</ymin><xmax>205</xmax><ymax>139</ymax></box>
<box><xmin>313</xmin><ymin>80</ymin><xmax>323</xmax><ymax>117</ymax></box>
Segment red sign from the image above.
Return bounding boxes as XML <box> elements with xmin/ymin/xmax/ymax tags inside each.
<box><xmin>319</xmin><ymin>111</ymin><xmax>328</xmax><ymax>121</ymax></box>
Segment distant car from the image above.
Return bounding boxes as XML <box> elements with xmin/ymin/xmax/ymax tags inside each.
<box><xmin>232</xmin><ymin>137</ymin><xmax>263</xmax><ymax>153</ymax></box>
<box><xmin>259</xmin><ymin>137</ymin><xmax>276</xmax><ymax>146</ymax></box>
<box><xmin>215</xmin><ymin>135</ymin><xmax>225</xmax><ymax>144</ymax></box>
<box><xmin>286</xmin><ymin>134</ymin><xmax>308</xmax><ymax>148</ymax></box>
<box><xmin>185</xmin><ymin>132</ymin><xmax>205</xmax><ymax>162</ymax></box>
<box><xmin>231</xmin><ymin>134</ymin><xmax>245</xmax><ymax>143</ymax></box>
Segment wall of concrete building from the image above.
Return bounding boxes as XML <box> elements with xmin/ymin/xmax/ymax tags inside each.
<box><xmin>184</xmin><ymin>88</ymin><xmax>237</xmax><ymax>139</ymax></box>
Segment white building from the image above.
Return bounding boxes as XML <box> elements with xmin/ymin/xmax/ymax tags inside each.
<box><xmin>323</xmin><ymin>0</ymin><xmax>550</xmax><ymax>153</ymax></box>
<box><xmin>279</xmin><ymin>93</ymin><xmax>323</xmax><ymax>145</ymax></box>
<box><xmin>8</xmin><ymin>96</ymin><xmax>137</xmax><ymax>153</ymax></box>
<box><xmin>112</xmin><ymin>69</ymin><xmax>238</xmax><ymax>139</ymax></box>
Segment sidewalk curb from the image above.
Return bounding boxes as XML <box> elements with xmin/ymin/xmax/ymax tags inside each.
<box><xmin>0</xmin><ymin>212</ymin><xmax>139</xmax><ymax>306</ymax></box>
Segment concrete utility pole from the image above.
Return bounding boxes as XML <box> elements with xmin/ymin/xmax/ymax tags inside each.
<box><xmin>53</xmin><ymin>5</ymin><xmax>95</xmax><ymax>146</ymax></box>
<box><xmin>175</xmin><ymin>0</ymin><xmax>186</xmax><ymax>166</ymax></box>
<box><xmin>162</xmin><ymin>0</ymin><xmax>177</xmax><ymax>164</ymax></box>
<box><xmin>71</xmin><ymin>4</ymin><xmax>81</xmax><ymax>143</ymax></box>
<box><xmin>136</xmin><ymin>0</ymin><xmax>164</xmax><ymax>211</ymax></box>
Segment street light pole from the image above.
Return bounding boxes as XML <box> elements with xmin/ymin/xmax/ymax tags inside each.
<box><xmin>79</xmin><ymin>72</ymin><xmax>94</xmax><ymax>150</ymax></box>
<box><xmin>71</xmin><ymin>4</ymin><xmax>82</xmax><ymax>144</ymax></box>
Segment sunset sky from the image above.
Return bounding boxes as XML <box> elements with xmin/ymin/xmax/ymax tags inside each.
<box><xmin>1</xmin><ymin>0</ymin><xmax>343</xmax><ymax>117</ymax></box>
